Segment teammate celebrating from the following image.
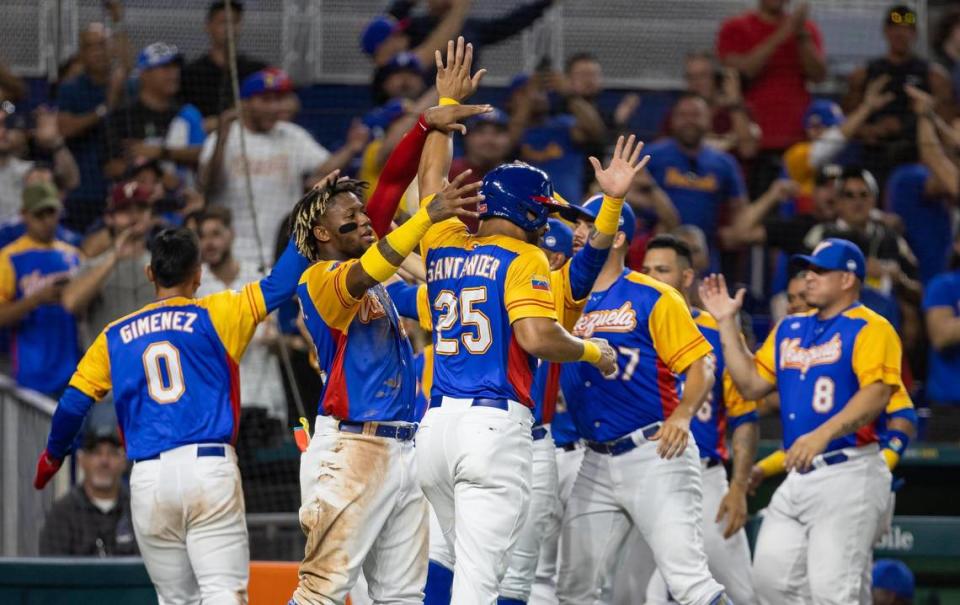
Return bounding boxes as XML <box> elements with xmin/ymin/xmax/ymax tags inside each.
<box><xmin>700</xmin><ymin>238</ymin><xmax>901</xmax><ymax>604</ymax></box>
<box><xmin>415</xmin><ymin>37</ymin><xmax>620</xmax><ymax>604</ymax></box>
<box><xmin>557</xmin><ymin>199</ymin><xmax>728</xmax><ymax>605</ymax></box>
<box><xmin>640</xmin><ymin>234</ymin><xmax>758</xmax><ymax>605</ymax></box>
<box><xmin>32</xmin><ymin>173</ymin><xmax>334</xmax><ymax>604</ymax></box>
<box><xmin>289</xmin><ymin>168</ymin><xmax>482</xmax><ymax>604</ymax></box>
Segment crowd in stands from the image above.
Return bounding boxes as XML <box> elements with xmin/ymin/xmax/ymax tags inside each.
<box><xmin>6</xmin><ymin>0</ymin><xmax>960</xmax><ymax>556</ymax></box>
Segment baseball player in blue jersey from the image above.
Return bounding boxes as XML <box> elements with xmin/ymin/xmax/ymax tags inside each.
<box><xmin>639</xmin><ymin>234</ymin><xmax>758</xmax><ymax>605</ymax></box>
<box><xmin>414</xmin><ymin>38</ymin><xmax>632</xmax><ymax>605</ymax></box>
<box><xmin>700</xmin><ymin>238</ymin><xmax>902</xmax><ymax>604</ymax></box>
<box><xmin>557</xmin><ymin>198</ymin><xmax>729</xmax><ymax>605</ymax></box>
<box><xmin>288</xmin><ymin>167</ymin><xmax>481</xmax><ymax>605</ymax></box>
<box><xmin>33</xmin><ymin>205</ymin><xmax>321</xmax><ymax>604</ymax></box>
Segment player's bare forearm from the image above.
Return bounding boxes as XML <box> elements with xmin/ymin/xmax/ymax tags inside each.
<box><xmin>716</xmin><ymin>317</ymin><xmax>773</xmax><ymax>400</ymax></box>
<box><xmin>513</xmin><ymin>316</ymin><xmax>590</xmax><ymax>362</ymax></box>
<box><xmin>818</xmin><ymin>382</ymin><xmax>893</xmax><ymax>442</ymax></box>
<box><xmin>417</xmin><ymin>130</ymin><xmax>452</xmax><ymax>202</ymax></box>
<box><xmin>676</xmin><ymin>356</ymin><xmax>714</xmax><ymax>419</ymax></box>
<box><xmin>729</xmin><ymin>421</ymin><xmax>759</xmax><ymax>490</ymax></box>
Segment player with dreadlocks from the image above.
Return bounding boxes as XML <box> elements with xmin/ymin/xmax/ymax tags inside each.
<box><xmin>287</xmin><ymin>165</ymin><xmax>485</xmax><ymax>604</ymax></box>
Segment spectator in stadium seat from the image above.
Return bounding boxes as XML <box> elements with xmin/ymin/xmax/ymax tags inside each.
<box><xmin>39</xmin><ymin>422</ymin><xmax>138</xmax><ymax>557</ymax></box>
<box><xmin>934</xmin><ymin>7</ymin><xmax>960</xmax><ymax>101</ymax></box>
<box><xmin>872</xmin><ymin>559</ymin><xmax>914</xmax><ymax>605</ymax></box>
<box><xmin>371</xmin><ymin>51</ymin><xmax>430</xmax><ymax>106</ymax></box>
<box><xmin>717</xmin><ymin>0</ymin><xmax>825</xmax><ymax>193</ymax></box>
<box><xmin>181</xmin><ymin>1</ymin><xmax>267</xmax><ymax>131</ymax></box>
<box><xmin>196</xmin><ymin>206</ymin><xmax>286</xmax><ymax>421</ymax></box>
<box><xmin>0</xmin><ymin>182</ymin><xmax>81</xmax><ymax>397</ymax></box>
<box><xmin>782</xmin><ymin>79</ymin><xmax>894</xmax><ymax>215</ymax></box>
<box><xmin>922</xmin><ymin>232</ymin><xmax>960</xmax><ymax>407</ymax></box>
<box><xmin>361</xmin><ymin>0</ymin><xmax>470</xmax><ymax>68</ymax></box>
<box><xmin>0</xmin><ymin>55</ymin><xmax>25</xmax><ymax>103</ymax></box>
<box><xmin>449</xmin><ymin>108</ymin><xmax>512</xmax><ymax>185</ymax></box>
<box><xmin>58</xmin><ymin>22</ymin><xmax>131</xmax><ymax>232</ymax></box>
<box><xmin>103</xmin><ymin>42</ymin><xmax>202</xmax><ymax>181</ymax></box>
<box><xmin>509</xmin><ymin>71</ymin><xmax>606</xmax><ymax>202</ymax></box>
<box><xmin>0</xmin><ymin>166</ymin><xmax>82</xmax><ymax>250</ymax></box>
<box><xmin>200</xmin><ymin>68</ymin><xmax>358</xmax><ymax>266</ymax></box>
<box><xmin>388</xmin><ymin>0</ymin><xmax>555</xmax><ymax>68</ymax></box>
<box><xmin>624</xmin><ymin>169</ymin><xmax>681</xmax><ymax>271</ymax></box>
<box><xmin>0</xmin><ymin>103</ymin><xmax>80</xmax><ymax>220</ymax></box>
<box><xmin>843</xmin><ymin>4</ymin><xmax>954</xmax><ymax>186</ymax></box>
<box><xmin>660</xmin><ymin>52</ymin><xmax>760</xmax><ymax>161</ymax></box>
<box><xmin>644</xmin><ymin>93</ymin><xmax>747</xmax><ymax>270</ymax></box>
<box><xmin>62</xmin><ymin>182</ymin><xmax>159</xmax><ymax>344</ymax></box>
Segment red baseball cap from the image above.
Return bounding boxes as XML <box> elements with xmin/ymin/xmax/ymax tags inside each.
<box><xmin>109</xmin><ymin>181</ymin><xmax>154</xmax><ymax>212</ymax></box>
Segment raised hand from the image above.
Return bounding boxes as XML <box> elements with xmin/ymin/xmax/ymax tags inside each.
<box><xmin>435</xmin><ymin>36</ymin><xmax>486</xmax><ymax>103</ymax></box>
<box><xmin>905</xmin><ymin>84</ymin><xmax>935</xmax><ymax>116</ymax></box>
<box><xmin>698</xmin><ymin>274</ymin><xmax>745</xmax><ymax>323</ymax></box>
<box><xmin>424</xmin><ymin>103</ymin><xmax>494</xmax><ymax>135</ymax></box>
<box><xmin>425</xmin><ymin>169</ymin><xmax>483</xmax><ymax>223</ymax></box>
<box><xmin>589</xmin><ymin>134</ymin><xmax>651</xmax><ymax>199</ymax></box>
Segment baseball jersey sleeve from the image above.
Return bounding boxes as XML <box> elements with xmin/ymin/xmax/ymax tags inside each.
<box><xmin>648</xmin><ymin>289</ymin><xmax>713</xmax><ymax>374</ymax></box>
<box><xmin>885</xmin><ymin>383</ymin><xmax>916</xmax><ymax>421</ymax></box>
<box><xmin>922</xmin><ymin>274</ymin><xmax>955</xmax><ymax>311</ymax></box>
<box><xmin>302</xmin><ymin>259</ymin><xmax>363</xmax><ymax>331</ymax></box>
<box><xmin>852</xmin><ymin>318</ymin><xmax>903</xmax><ymax>389</ymax></box>
<box><xmin>504</xmin><ymin>248</ymin><xmax>558</xmax><ymax>324</ymax></box>
<box><xmin>199</xmin><ymin>282</ymin><xmax>268</xmax><ymax>362</ymax></box>
<box><xmin>722</xmin><ymin>369</ymin><xmax>759</xmax><ymax>429</ymax></box>
<box><xmin>754</xmin><ymin>322</ymin><xmax>780</xmax><ymax>385</ymax></box>
<box><xmin>69</xmin><ymin>330</ymin><xmax>113</xmax><ymax>399</ymax></box>
<box><xmin>0</xmin><ymin>252</ymin><xmax>15</xmax><ymax>302</ymax></box>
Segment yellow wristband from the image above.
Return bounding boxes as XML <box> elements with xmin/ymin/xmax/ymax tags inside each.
<box><xmin>360</xmin><ymin>207</ymin><xmax>433</xmax><ymax>282</ymax></box>
<box><xmin>439</xmin><ymin>97</ymin><xmax>460</xmax><ymax>106</ymax></box>
<box><xmin>757</xmin><ymin>449</ymin><xmax>787</xmax><ymax>478</ymax></box>
<box><xmin>881</xmin><ymin>448</ymin><xmax>900</xmax><ymax>470</ymax></box>
<box><xmin>579</xmin><ymin>340</ymin><xmax>601</xmax><ymax>364</ymax></box>
<box><xmin>594</xmin><ymin>195</ymin><xmax>625</xmax><ymax>237</ymax></box>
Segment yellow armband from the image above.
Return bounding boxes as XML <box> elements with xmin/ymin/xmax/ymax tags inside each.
<box><xmin>593</xmin><ymin>195</ymin><xmax>626</xmax><ymax>237</ymax></box>
<box><xmin>757</xmin><ymin>449</ymin><xmax>787</xmax><ymax>478</ymax></box>
<box><xmin>881</xmin><ymin>448</ymin><xmax>900</xmax><ymax>470</ymax></box>
<box><xmin>579</xmin><ymin>340</ymin><xmax>601</xmax><ymax>363</ymax></box>
<box><xmin>360</xmin><ymin>207</ymin><xmax>433</xmax><ymax>282</ymax></box>
<box><xmin>439</xmin><ymin>97</ymin><xmax>460</xmax><ymax>106</ymax></box>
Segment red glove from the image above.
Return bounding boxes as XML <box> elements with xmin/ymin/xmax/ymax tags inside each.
<box><xmin>33</xmin><ymin>449</ymin><xmax>63</xmax><ymax>490</ymax></box>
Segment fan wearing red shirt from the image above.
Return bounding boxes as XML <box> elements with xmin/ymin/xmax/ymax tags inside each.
<box><xmin>716</xmin><ymin>0</ymin><xmax>826</xmax><ymax>153</ymax></box>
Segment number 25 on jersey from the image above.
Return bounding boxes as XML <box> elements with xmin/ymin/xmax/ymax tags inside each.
<box><xmin>142</xmin><ymin>341</ymin><xmax>185</xmax><ymax>403</ymax></box>
<box><xmin>434</xmin><ymin>287</ymin><xmax>493</xmax><ymax>355</ymax></box>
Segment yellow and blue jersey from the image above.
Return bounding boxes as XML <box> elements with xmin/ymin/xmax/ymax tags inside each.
<box><xmin>45</xmin><ymin>239</ymin><xmax>310</xmax><ymax>461</ymax></box>
<box><xmin>0</xmin><ymin>235</ymin><xmax>80</xmax><ymax>394</ymax></box>
<box><xmin>755</xmin><ymin>303</ymin><xmax>902</xmax><ymax>452</ymax></box>
<box><xmin>679</xmin><ymin>309</ymin><xmax>758</xmax><ymax>463</ymax></box>
<box><xmin>298</xmin><ymin>259</ymin><xmax>417</xmax><ymax>422</ymax></box>
<box><xmin>421</xmin><ymin>218</ymin><xmax>557</xmax><ymax>407</ymax></box>
<box><xmin>562</xmin><ymin>269</ymin><xmax>714</xmax><ymax>442</ymax></box>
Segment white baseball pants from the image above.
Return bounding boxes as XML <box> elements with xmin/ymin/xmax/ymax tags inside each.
<box><xmin>529</xmin><ymin>444</ymin><xmax>585</xmax><ymax>605</ymax></box>
<box><xmin>293</xmin><ymin>416</ymin><xmax>427</xmax><ymax>605</ymax></box>
<box><xmin>644</xmin><ymin>463</ymin><xmax>757</xmax><ymax>605</ymax></box>
<box><xmin>752</xmin><ymin>444</ymin><xmax>891</xmax><ymax>605</ymax></box>
<box><xmin>416</xmin><ymin>397</ymin><xmax>534</xmax><ymax>605</ymax></box>
<box><xmin>500</xmin><ymin>427</ymin><xmax>560</xmax><ymax>601</ymax></box>
<box><xmin>129</xmin><ymin>443</ymin><xmax>248</xmax><ymax>605</ymax></box>
<box><xmin>557</xmin><ymin>430</ymin><xmax>724</xmax><ymax>605</ymax></box>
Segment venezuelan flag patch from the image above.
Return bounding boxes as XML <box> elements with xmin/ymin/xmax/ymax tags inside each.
<box><xmin>531</xmin><ymin>276</ymin><xmax>551</xmax><ymax>291</ymax></box>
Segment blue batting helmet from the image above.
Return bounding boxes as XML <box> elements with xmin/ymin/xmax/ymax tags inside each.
<box><xmin>479</xmin><ymin>163</ymin><xmax>560</xmax><ymax>232</ymax></box>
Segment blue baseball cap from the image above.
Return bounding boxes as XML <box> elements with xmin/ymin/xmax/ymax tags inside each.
<box><xmin>542</xmin><ymin>218</ymin><xmax>574</xmax><ymax>258</ymax></box>
<box><xmin>136</xmin><ymin>42</ymin><xmax>182</xmax><ymax>71</ymax></box>
<box><xmin>582</xmin><ymin>194</ymin><xmax>636</xmax><ymax>243</ymax></box>
<box><xmin>240</xmin><ymin>68</ymin><xmax>294</xmax><ymax>100</ymax></box>
<box><xmin>790</xmin><ymin>238</ymin><xmax>866</xmax><ymax>280</ymax></box>
<box><xmin>466</xmin><ymin>107</ymin><xmax>509</xmax><ymax>131</ymax></box>
<box><xmin>508</xmin><ymin>74</ymin><xmax>530</xmax><ymax>95</ymax></box>
<box><xmin>362</xmin><ymin>98</ymin><xmax>407</xmax><ymax>130</ymax></box>
<box><xmin>361</xmin><ymin>15</ymin><xmax>408</xmax><ymax>56</ymax></box>
<box><xmin>804</xmin><ymin>99</ymin><xmax>845</xmax><ymax>129</ymax></box>
<box><xmin>378</xmin><ymin>51</ymin><xmax>423</xmax><ymax>78</ymax></box>
<box><xmin>872</xmin><ymin>559</ymin><xmax>914</xmax><ymax>599</ymax></box>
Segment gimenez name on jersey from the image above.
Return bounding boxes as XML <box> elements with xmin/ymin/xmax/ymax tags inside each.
<box><xmin>118</xmin><ymin>310</ymin><xmax>199</xmax><ymax>344</ymax></box>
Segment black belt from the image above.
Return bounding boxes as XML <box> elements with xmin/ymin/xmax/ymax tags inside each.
<box><xmin>135</xmin><ymin>445</ymin><xmax>225</xmax><ymax>463</ymax></box>
<box><xmin>557</xmin><ymin>441</ymin><xmax>582</xmax><ymax>452</ymax></box>
<box><xmin>798</xmin><ymin>450</ymin><xmax>850</xmax><ymax>474</ymax></box>
<box><xmin>703</xmin><ymin>458</ymin><xmax>721</xmax><ymax>469</ymax></box>
<box><xmin>585</xmin><ymin>423</ymin><xmax>661</xmax><ymax>457</ymax></box>
<box><xmin>338</xmin><ymin>420</ymin><xmax>417</xmax><ymax>442</ymax></box>
<box><xmin>532</xmin><ymin>425</ymin><xmax>548</xmax><ymax>440</ymax></box>
<box><xmin>430</xmin><ymin>396</ymin><xmax>510</xmax><ymax>411</ymax></box>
